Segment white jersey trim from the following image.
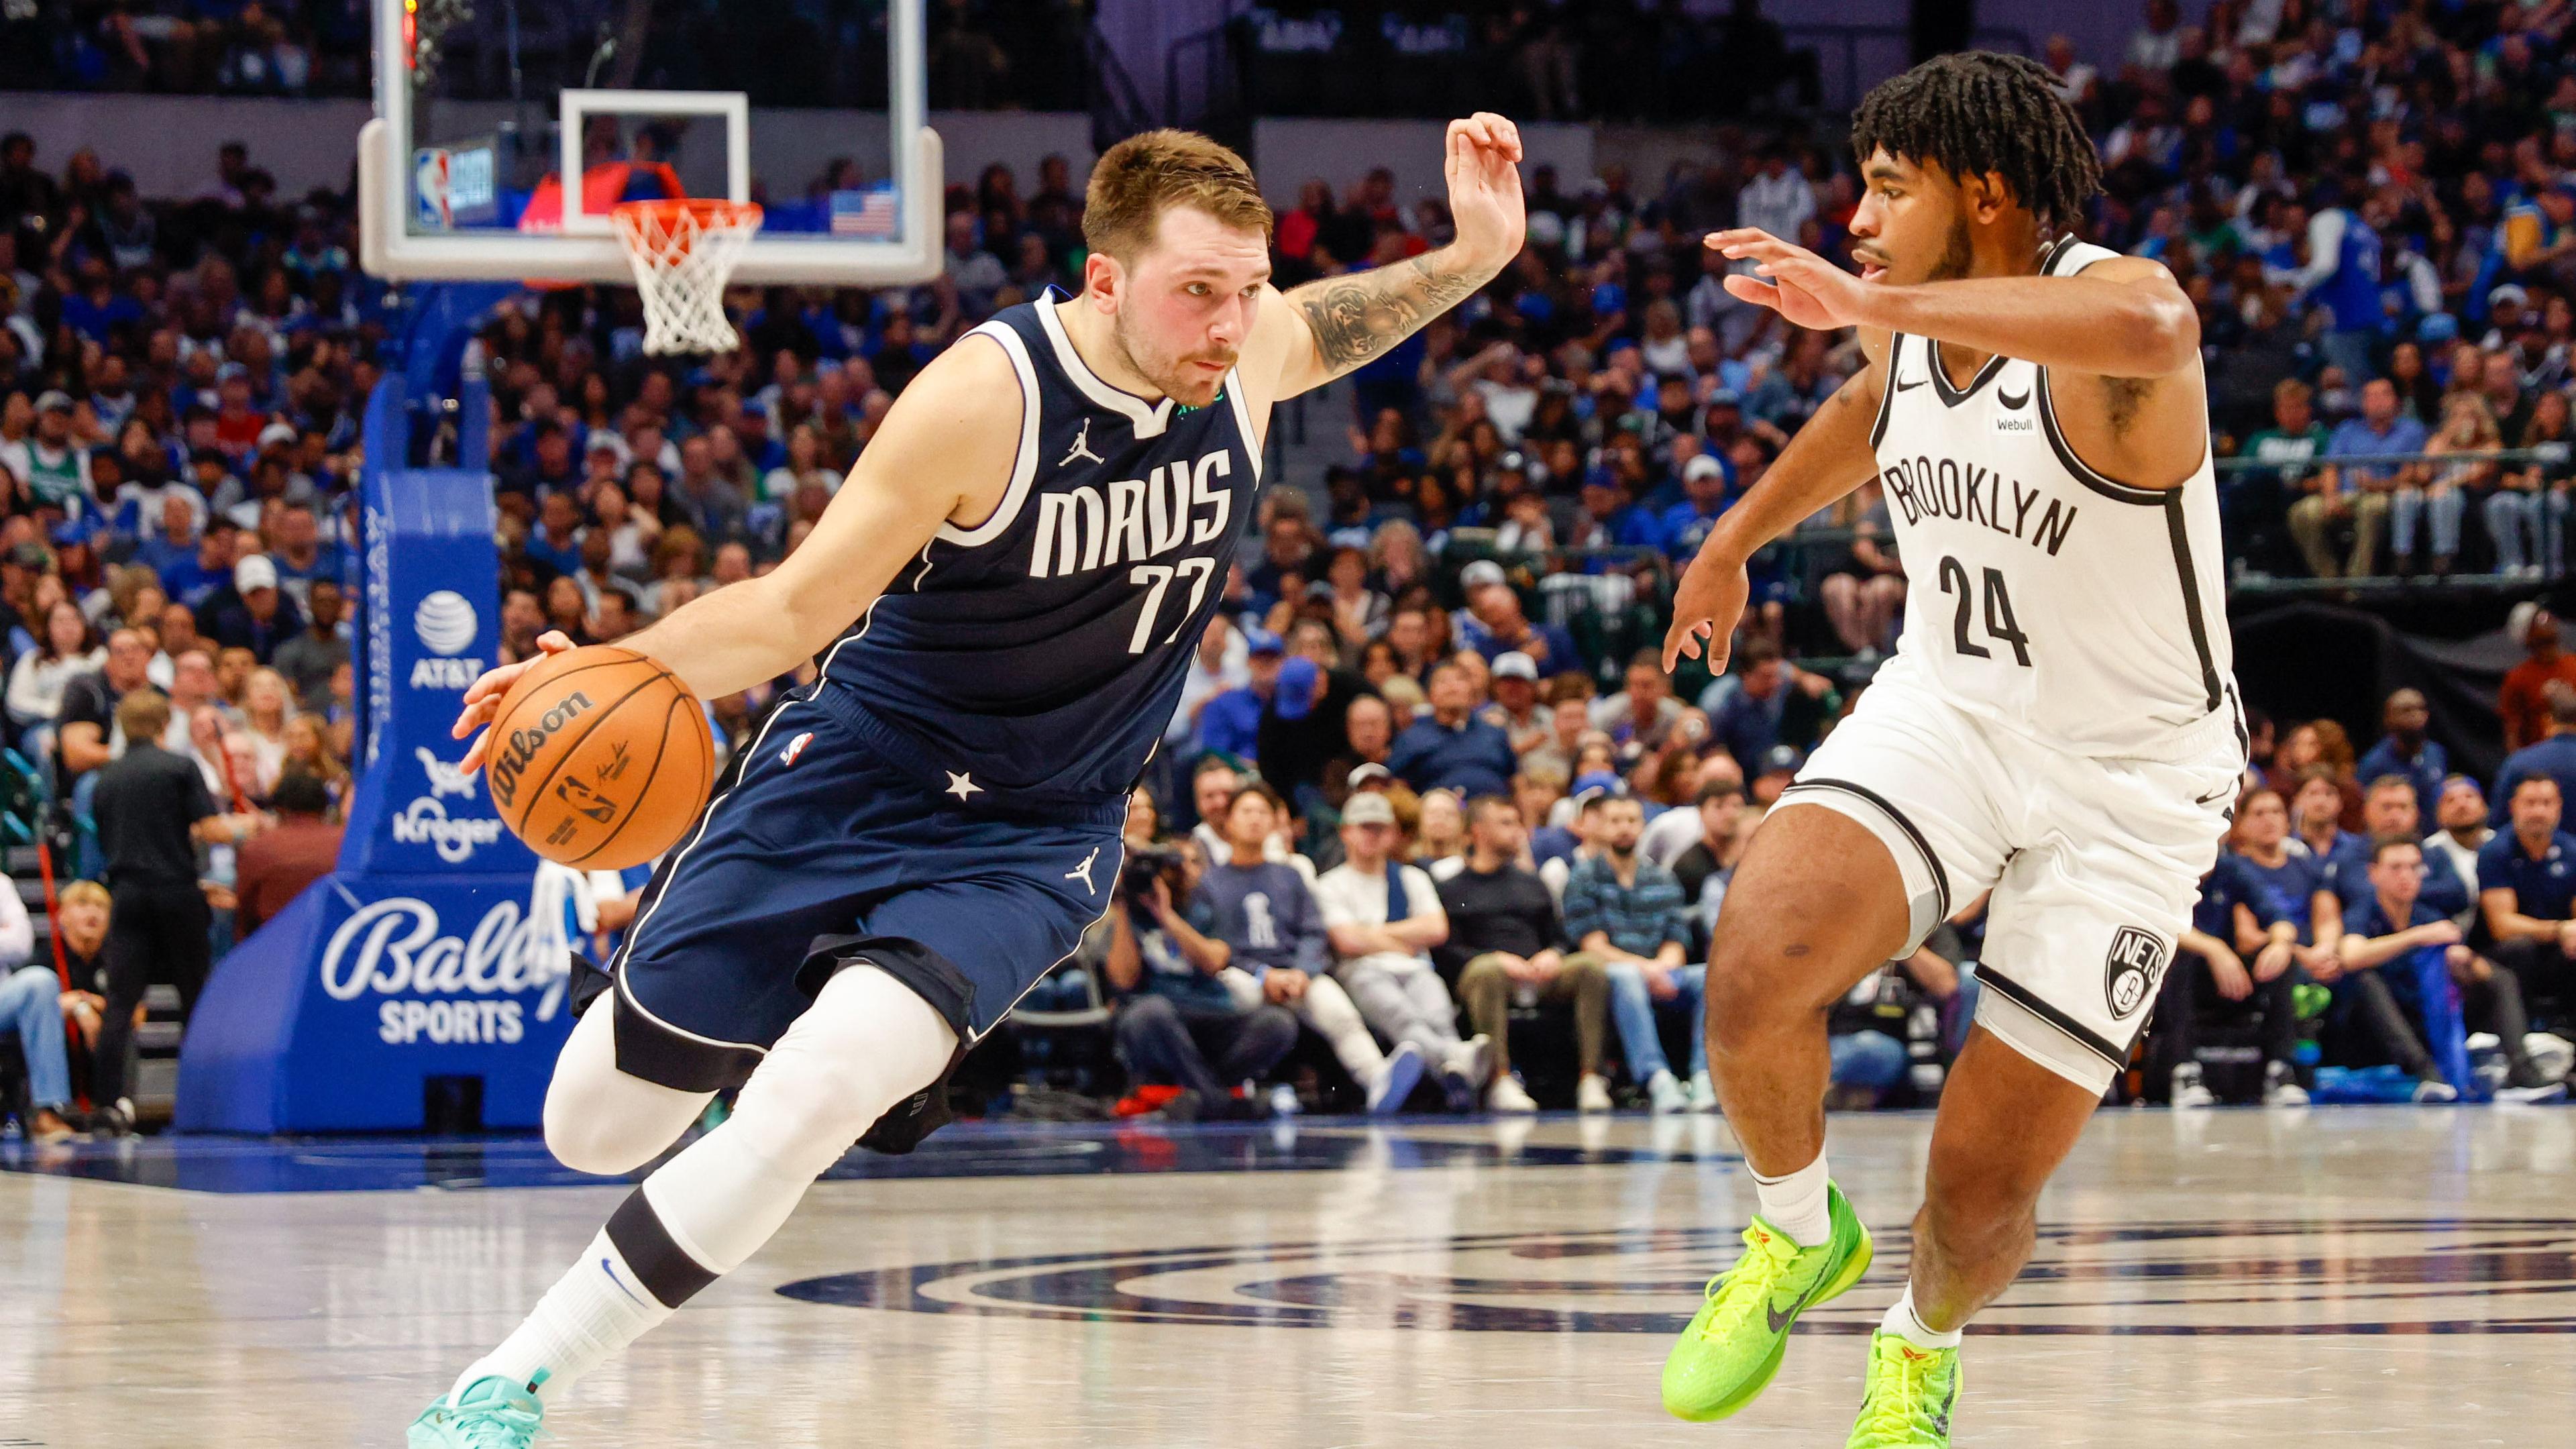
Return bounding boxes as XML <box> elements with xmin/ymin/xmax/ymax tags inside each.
<box><xmin>1036</xmin><ymin>291</ymin><xmax>1177</xmax><ymax>439</ymax></box>
<box><xmin>937</xmin><ymin>323</ymin><xmax>1045</xmax><ymax>548</ymax></box>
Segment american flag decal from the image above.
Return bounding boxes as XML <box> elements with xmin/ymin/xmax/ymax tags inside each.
<box><xmin>828</xmin><ymin>185</ymin><xmax>900</xmax><ymax>237</ymax></box>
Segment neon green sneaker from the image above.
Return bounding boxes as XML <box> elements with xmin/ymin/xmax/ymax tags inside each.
<box><xmin>408</xmin><ymin>1373</ymin><xmax>548</xmax><ymax>1448</ymax></box>
<box><xmin>1660</xmin><ymin>1182</ymin><xmax>1872</xmax><ymax>1421</ymax></box>
<box><xmin>1846</xmin><ymin>1332</ymin><xmax>1962</xmax><ymax>1447</ymax></box>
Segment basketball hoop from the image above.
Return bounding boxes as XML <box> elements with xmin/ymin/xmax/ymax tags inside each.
<box><xmin>609</xmin><ymin>198</ymin><xmax>763</xmax><ymax>356</ymax></box>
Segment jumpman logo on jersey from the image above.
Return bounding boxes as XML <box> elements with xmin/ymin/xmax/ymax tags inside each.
<box><xmin>1066</xmin><ymin>847</ymin><xmax>1100</xmax><ymax>893</ymax></box>
<box><xmin>945</xmin><ymin>770</ymin><xmax>983</xmax><ymax>802</ymax></box>
<box><xmin>1059</xmin><ymin>417</ymin><xmax>1104</xmax><ymax>466</ymax></box>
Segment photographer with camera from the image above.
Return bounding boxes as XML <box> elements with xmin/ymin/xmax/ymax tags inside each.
<box><xmin>1203</xmin><ymin>783</ymin><xmax>1428</xmax><ymax>1114</ymax></box>
<box><xmin>1104</xmin><ymin>835</ymin><xmax>1298</xmax><ymax>1120</ymax></box>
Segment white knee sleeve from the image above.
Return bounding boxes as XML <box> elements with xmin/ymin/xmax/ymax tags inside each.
<box><xmin>543</xmin><ymin>1000</ymin><xmax>713</xmax><ymax>1176</ymax></box>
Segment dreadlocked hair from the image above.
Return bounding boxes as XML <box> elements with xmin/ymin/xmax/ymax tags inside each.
<box><xmin>1849</xmin><ymin>50</ymin><xmax>2101</xmax><ymax>233</ymax></box>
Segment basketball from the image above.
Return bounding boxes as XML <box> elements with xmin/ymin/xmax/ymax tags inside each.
<box><xmin>483</xmin><ymin>645</ymin><xmax>713</xmax><ymax>869</ymax></box>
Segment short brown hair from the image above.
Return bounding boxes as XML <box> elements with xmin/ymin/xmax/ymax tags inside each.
<box><xmin>1083</xmin><ymin>130</ymin><xmax>1272</xmax><ymax>262</ymax></box>
<box><xmin>116</xmin><ymin>688</ymin><xmax>171</xmax><ymax>743</ymax></box>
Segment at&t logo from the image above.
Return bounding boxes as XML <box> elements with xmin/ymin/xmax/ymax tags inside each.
<box><xmin>411</xmin><ymin>589</ymin><xmax>484</xmax><ymax>690</ymax></box>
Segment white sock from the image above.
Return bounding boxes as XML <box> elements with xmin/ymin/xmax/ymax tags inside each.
<box><xmin>1880</xmin><ymin>1285</ymin><xmax>1964</xmax><ymax>1350</ymax></box>
<box><xmin>1748</xmin><ymin>1150</ymin><xmax>1833</xmax><ymax>1246</ymax></box>
<box><xmin>456</xmin><ymin>1228</ymin><xmax>672</xmax><ymax>1405</ymax></box>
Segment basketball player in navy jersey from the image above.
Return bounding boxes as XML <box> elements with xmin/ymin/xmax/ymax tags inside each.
<box><xmin>409</xmin><ymin>119</ymin><xmax>1524</xmax><ymax>1444</ymax></box>
<box><xmin>1653</xmin><ymin>56</ymin><xmax>2240</xmax><ymax>1445</ymax></box>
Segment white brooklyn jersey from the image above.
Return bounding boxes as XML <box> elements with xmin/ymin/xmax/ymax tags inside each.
<box><xmin>1866</xmin><ymin>237</ymin><xmax>2239</xmax><ymax>758</ymax></box>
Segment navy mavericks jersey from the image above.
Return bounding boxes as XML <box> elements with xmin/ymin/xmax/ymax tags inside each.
<box><xmin>816</xmin><ymin>288</ymin><xmax>1265</xmax><ymax>805</ymax></box>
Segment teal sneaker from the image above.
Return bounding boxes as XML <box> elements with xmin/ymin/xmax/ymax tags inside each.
<box><xmin>1661</xmin><ymin>1182</ymin><xmax>1872</xmax><ymax>1421</ymax></box>
<box><xmin>409</xmin><ymin>1373</ymin><xmax>547</xmax><ymax>1448</ymax></box>
<box><xmin>1846</xmin><ymin>1331</ymin><xmax>1962</xmax><ymax>1446</ymax></box>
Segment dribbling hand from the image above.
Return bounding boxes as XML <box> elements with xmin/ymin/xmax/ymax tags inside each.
<box><xmin>451</xmin><ymin>630</ymin><xmax>576</xmax><ymax>775</ymax></box>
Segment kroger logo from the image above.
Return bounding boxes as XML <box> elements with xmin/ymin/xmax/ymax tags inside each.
<box><xmin>392</xmin><ymin>796</ymin><xmax>506</xmax><ymax>863</ymax></box>
<box><xmin>415</xmin><ymin>590</ymin><xmax>479</xmax><ymax>655</ymax></box>
<box><xmin>321</xmin><ymin>895</ymin><xmax>570</xmax><ymax>1018</ymax></box>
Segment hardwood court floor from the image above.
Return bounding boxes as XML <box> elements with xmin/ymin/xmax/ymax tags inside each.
<box><xmin>3</xmin><ymin>1107</ymin><xmax>2570</xmax><ymax>1446</ymax></box>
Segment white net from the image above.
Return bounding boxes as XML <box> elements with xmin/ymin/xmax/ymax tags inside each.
<box><xmin>610</xmin><ymin>199</ymin><xmax>763</xmax><ymax>356</ymax></box>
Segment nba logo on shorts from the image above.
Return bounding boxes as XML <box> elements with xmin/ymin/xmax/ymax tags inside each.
<box><xmin>2103</xmin><ymin>926</ymin><xmax>2169</xmax><ymax>1018</ymax></box>
<box><xmin>779</xmin><ymin>731</ymin><xmax>816</xmax><ymax>768</ymax></box>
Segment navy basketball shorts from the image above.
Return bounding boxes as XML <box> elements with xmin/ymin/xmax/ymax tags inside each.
<box><xmin>603</xmin><ymin>694</ymin><xmax>1126</xmax><ymax>1093</ymax></box>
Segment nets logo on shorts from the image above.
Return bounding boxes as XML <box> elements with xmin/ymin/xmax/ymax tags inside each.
<box><xmin>2104</xmin><ymin>926</ymin><xmax>2169</xmax><ymax>1018</ymax></box>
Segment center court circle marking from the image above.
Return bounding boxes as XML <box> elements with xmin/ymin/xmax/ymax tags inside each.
<box><xmin>777</xmin><ymin>1218</ymin><xmax>2576</xmax><ymax>1334</ymax></box>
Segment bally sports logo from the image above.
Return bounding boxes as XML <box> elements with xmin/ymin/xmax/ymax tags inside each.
<box><xmin>488</xmin><ymin>691</ymin><xmax>596</xmax><ymax>810</ymax></box>
<box><xmin>410</xmin><ymin>590</ymin><xmax>485</xmax><ymax>690</ymax></box>
<box><xmin>321</xmin><ymin>896</ymin><xmax>570</xmax><ymax>1044</ymax></box>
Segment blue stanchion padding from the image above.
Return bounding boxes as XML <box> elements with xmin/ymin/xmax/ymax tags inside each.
<box><xmin>175</xmin><ymin>875</ymin><xmax>574</xmax><ymax>1132</ymax></box>
<box><xmin>180</xmin><ymin>354</ymin><xmax>562</xmax><ymax>1132</ymax></box>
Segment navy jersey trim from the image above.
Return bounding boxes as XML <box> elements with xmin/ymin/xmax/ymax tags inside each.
<box><xmin>938</xmin><ymin>323</ymin><xmax>1045</xmax><ymax>548</ymax></box>
<box><xmin>1034</xmin><ymin>288</ymin><xmax>1177</xmax><ymax>438</ymax></box>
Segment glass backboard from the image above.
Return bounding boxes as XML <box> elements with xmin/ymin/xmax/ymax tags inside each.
<box><xmin>360</xmin><ymin>0</ymin><xmax>941</xmax><ymax>285</ymax></box>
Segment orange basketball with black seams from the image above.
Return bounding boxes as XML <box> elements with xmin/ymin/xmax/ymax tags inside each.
<box><xmin>484</xmin><ymin>645</ymin><xmax>713</xmax><ymax>870</ymax></box>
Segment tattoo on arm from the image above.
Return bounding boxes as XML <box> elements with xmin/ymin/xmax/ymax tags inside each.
<box><xmin>2104</xmin><ymin>376</ymin><xmax>2153</xmax><ymax>437</ymax></box>
<box><xmin>1290</xmin><ymin>252</ymin><xmax>1480</xmax><ymax>378</ymax></box>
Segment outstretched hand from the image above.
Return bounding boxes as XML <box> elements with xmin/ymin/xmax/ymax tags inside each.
<box><xmin>1445</xmin><ymin>112</ymin><xmax>1526</xmax><ymax>271</ymax></box>
<box><xmin>1661</xmin><ymin>555</ymin><xmax>1752</xmax><ymax>674</ymax></box>
<box><xmin>1705</xmin><ymin>228</ymin><xmax>1872</xmax><ymax>332</ymax></box>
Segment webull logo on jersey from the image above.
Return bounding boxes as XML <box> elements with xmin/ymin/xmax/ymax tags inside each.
<box><xmin>320</xmin><ymin>896</ymin><xmax>570</xmax><ymax>1045</ymax></box>
<box><xmin>1880</xmin><ymin>454</ymin><xmax>2080</xmax><ymax>556</ymax></box>
<box><xmin>1028</xmin><ymin>453</ymin><xmax>1236</xmax><ymax>578</ymax></box>
<box><xmin>409</xmin><ymin>590</ymin><xmax>485</xmax><ymax>690</ymax></box>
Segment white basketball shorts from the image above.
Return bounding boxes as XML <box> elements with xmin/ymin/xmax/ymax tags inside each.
<box><xmin>1777</xmin><ymin>664</ymin><xmax>2244</xmax><ymax>1095</ymax></box>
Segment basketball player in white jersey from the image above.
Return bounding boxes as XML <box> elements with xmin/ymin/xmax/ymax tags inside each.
<box><xmin>1655</xmin><ymin>54</ymin><xmax>2242</xmax><ymax>1446</ymax></box>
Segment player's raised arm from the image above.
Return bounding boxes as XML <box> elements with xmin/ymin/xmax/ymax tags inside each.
<box><xmin>450</xmin><ymin>337</ymin><xmax>1019</xmax><ymax>771</ymax></box>
<box><xmin>1241</xmin><ymin>113</ymin><xmax>1526</xmax><ymax>406</ymax></box>
<box><xmin>1661</xmin><ymin>334</ymin><xmax>1890</xmax><ymax>674</ymax></box>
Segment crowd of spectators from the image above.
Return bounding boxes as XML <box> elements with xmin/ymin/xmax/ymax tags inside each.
<box><xmin>14</xmin><ymin>0</ymin><xmax>2576</xmax><ymax>1129</ymax></box>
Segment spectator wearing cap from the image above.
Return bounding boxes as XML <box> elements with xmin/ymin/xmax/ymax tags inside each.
<box><xmin>1658</xmin><ymin>453</ymin><xmax>1735</xmax><ymax>561</ymax></box>
<box><xmin>195</xmin><ymin>552</ymin><xmax>304</xmax><ymax>664</ymax></box>
<box><xmin>2490</xmin><ymin>683</ymin><xmax>2576</xmax><ymax>828</ymax></box>
<box><xmin>3</xmin><ymin>391</ymin><xmax>90</xmax><ymax>513</ymax></box>
<box><xmin>2500</xmin><ymin>604</ymin><xmax>2576</xmax><ymax>751</ymax></box>
<box><xmin>233</xmin><ymin>769</ymin><xmax>341</xmax><ymax>936</ymax></box>
<box><xmin>1750</xmin><ymin>743</ymin><xmax>1803</xmax><ymax>807</ymax></box>
<box><xmin>1197</xmin><ymin>629</ymin><xmax>1287</xmax><ymax>763</ymax></box>
<box><xmin>1481</xmin><ymin>651</ymin><xmax>1551</xmax><ymax>755</ymax></box>
<box><xmin>1564</xmin><ymin>790</ymin><xmax>1704</xmax><ymax>1113</ymax></box>
<box><xmin>1386</xmin><ymin>661</ymin><xmax>1518</xmax><ymax>800</ymax></box>
<box><xmin>1254</xmin><ymin>621</ymin><xmax>1374</xmax><ymax>817</ymax></box>
<box><xmin>2355</xmin><ymin>689</ymin><xmax>2447</xmax><ymax>824</ymax></box>
<box><xmin>1313</xmin><ymin>790</ymin><xmax>1490</xmax><ymax>1109</ymax></box>
<box><xmin>1452</xmin><ymin>559</ymin><xmax>1578</xmax><ymax>672</ymax></box>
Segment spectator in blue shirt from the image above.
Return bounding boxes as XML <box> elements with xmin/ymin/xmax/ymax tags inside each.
<box><xmin>523</xmin><ymin>489</ymin><xmax>586</xmax><ymax>580</ymax></box>
<box><xmin>2489</xmin><ymin>683</ymin><xmax>2576</xmax><ymax>826</ymax></box>
<box><xmin>2288</xmin><ymin>377</ymin><xmax>2420</xmax><ymax>578</ymax></box>
<box><xmin>2475</xmin><ymin>775</ymin><xmax>2576</xmax><ymax>1076</ymax></box>
<box><xmin>1451</xmin><ymin>560</ymin><xmax>1579</xmax><ymax>674</ymax></box>
<box><xmin>1196</xmin><ymin>629</ymin><xmax>1285</xmax><ymax>764</ymax></box>
<box><xmin>1561</xmin><ymin>792</ymin><xmax>1702</xmax><ymax>1113</ymax></box>
<box><xmin>2325</xmin><ymin>776</ymin><xmax>2470</xmax><ymax>920</ymax></box>
<box><xmin>2342</xmin><ymin>836</ymin><xmax>2551</xmax><ymax>1095</ymax></box>
<box><xmin>2229</xmin><ymin>787</ymin><xmax>2334</xmax><ymax>958</ymax></box>
<box><xmin>1385</xmin><ymin>661</ymin><xmax>1517</xmax><ymax>799</ymax></box>
<box><xmin>2353</xmin><ymin>689</ymin><xmax>2446</xmax><ymax>822</ymax></box>
<box><xmin>2158</xmin><ymin>841</ymin><xmax>2309</xmax><ymax>1107</ymax></box>
<box><xmin>1103</xmin><ymin>835</ymin><xmax>1298</xmax><ymax>1117</ymax></box>
<box><xmin>1657</xmin><ymin>453</ymin><xmax>1733</xmax><ymax>561</ymax></box>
